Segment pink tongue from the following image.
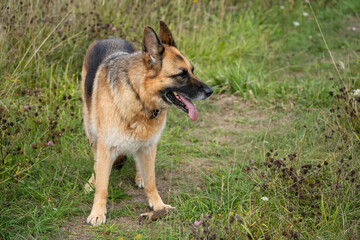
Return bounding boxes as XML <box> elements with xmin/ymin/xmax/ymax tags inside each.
<box><xmin>178</xmin><ymin>94</ymin><xmax>198</xmax><ymax>121</ymax></box>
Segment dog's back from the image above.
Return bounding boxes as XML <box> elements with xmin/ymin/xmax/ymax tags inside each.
<box><xmin>81</xmin><ymin>39</ymin><xmax>137</xmax><ymax>109</ymax></box>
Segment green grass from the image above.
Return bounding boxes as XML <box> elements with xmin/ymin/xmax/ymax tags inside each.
<box><xmin>1</xmin><ymin>0</ymin><xmax>360</xmax><ymax>239</ymax></box>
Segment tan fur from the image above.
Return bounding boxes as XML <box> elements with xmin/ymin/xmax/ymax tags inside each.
<box><xmin>81</xmin><ymin>22</ymin><xmax>212</xmax><ymax>225</ymax></box>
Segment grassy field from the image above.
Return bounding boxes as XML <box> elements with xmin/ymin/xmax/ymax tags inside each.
<box><xmin>1</xmin><ymin>0</ymin><xmax>360</xmax><ymax>239</ymax></box>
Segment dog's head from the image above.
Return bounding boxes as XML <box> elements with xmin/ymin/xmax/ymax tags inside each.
<box><xmin>142</xmin><ymin>21</ymin><xmax>213</xmax><ymax>121</ymax></box>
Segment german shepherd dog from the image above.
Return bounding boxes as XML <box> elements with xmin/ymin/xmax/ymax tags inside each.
<box><xmin>81</xmin><ymin>21</ymin><xmax>212</xmax><ymax>225</ymax></box>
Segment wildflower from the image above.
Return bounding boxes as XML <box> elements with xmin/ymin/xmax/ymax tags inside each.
<box><xmin>134</xmin><ymin>235</ymin><xmax>142</xmax><ymax>239</ymax></box>
<box><xmin>353</xmin><ymin>89</ymin><xmax>360</xmax><ymax>100</ymax></box>
<box><xmin>351</xmin><ymin>27</ymin><xmax>357</xmax><ymax>31</ymax></box>
<box><xmin>305</xmin><ymin>0</ymin><xmax>310</xmax><ymax>3</ymax></box>
<box><xmin>293</xmin><ymin>21</ymin><xmax>300</xmax><ymax>27</ymax></box>
<box><xmin>23</xmin><ymin>105</ymin><xmax>29</xmax><ymax>110</ymax></box>
<box><xmin>47</xmin><ymin>141</ymin><xmax>54</xmax><ymax>146</ymax></box>
<box><xmin>129</xmin><ymin>27</ymin><xmax>133</xmax><ymax>32</ymax></box>
<box><xmin>193</xmin><ymin>25</ymin><xmax>198</xmax><ymax>29</ymax></box>
<box><xmin>353</xmin><ymin>89</ymin><xmax>360</xmax><ymax>97</ymax></box>
<box><xmin>194</xmin><ymin>220</ymin><xmax>200</xmax><ymax>226</ymax></box>
<box><xmin>227</xmin><ymin>6</ymin><xmax>232</xmax><ymax>11</ymax></box>
<box><xmin>261</xmin><ymin>196</ymin><xmax>269</xmax><ymax>201</ymax></box>
<box><xmin>112</xmin><ymin>27</ymin><xmax>116</xmax><ymax>31</ymax></box>
<box><xmin>308</xmin><ymin>35</ymin><xmax>313</xmax><ymax>39</ymax></box>
<box><xmin>280</xmin><ymin>6</ymin><xmax>284</xmax><ymax>9</ymax></box>
<box><xmin>53</xmin><ymin>207</ymin><xmax>57</xmax><ymax>211</ymax></box>
<box><xmin>303</xmin><ymin>12</ymin><xmax>309</xmax><ymax>17</ymax></box>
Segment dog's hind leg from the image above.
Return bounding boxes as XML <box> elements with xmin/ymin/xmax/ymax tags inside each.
<box><xmin>85</xmin><ymin>144</ymin><xmax>97</xmax><ymax>193</ymax></box>
<box><xmin>134</xmin><ymin>145</ymin><xmax>174</xmax><ymax>211</ymax></box>
<box><xmin>113</xmin><ymin>155</ymin><xmax>127</xmax><ymax>170</ymax></box>
<box><xmin>87</xmin><ymin>142</ymin><xmax>113</xmax><ymax>225</ymax></box>
<box><xmin>135</xmin><ymin>161</ymin><xmax>144</xmax><ymax>188</ymax></box>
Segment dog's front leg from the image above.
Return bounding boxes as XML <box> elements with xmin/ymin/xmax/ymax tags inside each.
<box><xmin>87</xmin><ymin>142</ymin><xmax>113</xmax><ymax>225</ymax></box>
<box><xmin>135</xmin><ymin>145</ymin><xmax>174</xmax><ymax>211</ymax></box>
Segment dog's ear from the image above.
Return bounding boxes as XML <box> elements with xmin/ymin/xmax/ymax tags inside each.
<box><xmin>142</xmin><ymin>26</ymin><xmax>164</xmax><ymax>68</ymax></box>
<box><xmin>159</xmin><ymin>21</ymin><xmax>176</xmax><ymax>47</ymax></box>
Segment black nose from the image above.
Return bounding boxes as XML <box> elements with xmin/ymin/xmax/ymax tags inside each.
<box><xmin>204</xmin><ymin>86</ymin><xmax>213</xmax><ymax>97</ymax></box>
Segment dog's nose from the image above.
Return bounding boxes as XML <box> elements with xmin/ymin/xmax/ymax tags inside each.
<box><xmin>204</xmin><ymin>86</ymin><xmax>213</xmax><ymax>97</ymax></box>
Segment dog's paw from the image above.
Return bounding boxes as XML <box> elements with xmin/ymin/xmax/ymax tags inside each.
<box><xmin>148</xmin><ymin>199</ymin><xmax>175</xmax><ymax>211</ymax></box>
<box><xmin>84</xmin><ymin>183</ymin><xmax>94</xmax><ymax>193</ymax></box>
<box><xmin>153</xmin><ymin>204</ymin><xmax>175</xmax><ymax>211</ymax></box>
<box><xmin>135</xmin><ymin>176</ymin><xmax>144</xmax><ymax>188</ymax></box>
<box><xmin>87</xmin><ymin>212</ymin><xmax>106</xmax><ymax>226</ymax></box>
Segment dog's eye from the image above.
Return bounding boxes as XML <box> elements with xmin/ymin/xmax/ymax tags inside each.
<box><xmin>172</xmin><ymin>69</ymin><xmax>188</xmax><ymax>78</ymax></box>
<box><xmin>179</xmin><ymin>69</ymin><xmax>188</xmax><ymax>77</ymax></box>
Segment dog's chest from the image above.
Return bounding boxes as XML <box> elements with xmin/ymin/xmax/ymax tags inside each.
<box><xmin>102</xmin><ymin>119</ymin><xmax>166</xmax><ymax>155</ymax></box>
<box><xmin>109</xmin><ymin>134</ymin><xmax>151</xmax><ymax>154</ymax></box>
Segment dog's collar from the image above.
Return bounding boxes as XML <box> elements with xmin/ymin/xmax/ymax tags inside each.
<box><xmin>150</xmin><ymin>109</ymin><xmax>160</xmax><ymax>119</ymax></box>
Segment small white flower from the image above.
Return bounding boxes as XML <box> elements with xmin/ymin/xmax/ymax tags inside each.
<box><xmin>351</xmin><ymin>27</ymin><xmax>357</xmax><ymax>31</ymax></box>
<box><xmin>280</xmin><ymin>5</ymin><xmax>284</xmax><ymax>9</ymax></box>
<box><xmin>53</xmin><ymin>207</ymin><xmax>57</xmax><ymax>211</ymax></box>
<box><xmin>303</xmin><ymin>12</ymin><xmax>309</xmax><ymax>17</ymax></box>
<box><xmin>293</xmin><ymin>21</ymin><xmax>300</xmax><ymax>27</ymax></box>
<box><xmin>353</xmin><ymin>89</ymin><xmax>360</xmax><ymax>98</ymax></box>
<box><xmin>308</xmin><ymin>35</ymin><xmax>313</xmax><ymax>39</ymax></box>
<box><xmin>261</xmin><ymin>197</ymin><xmax>269</xmax><ymax>201</ymax></box>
